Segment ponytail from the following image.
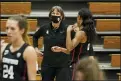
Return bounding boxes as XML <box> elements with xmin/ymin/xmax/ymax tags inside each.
<box><xmin>82</xmin><ymin>18</ymin><xmax>96</xmax><ymax>56</ymax></box>
<box><xmin>22</xmin><ymin>25</ymin><xmax>31</xmax><ymax>45</ymax></box>
<box><xmin>20</xmin><ymin>15</ymin><xmax>31</xmax><ymax>45</ymax></box>
<box><xmin>78</xmin><ymin>8</ymin><xmax>97</xmax><ymax>56</ymax></box>
<box><xmin>82</xmin><ymin>18</ymin><xmax>96</xmax><ymax>43</ymax></box>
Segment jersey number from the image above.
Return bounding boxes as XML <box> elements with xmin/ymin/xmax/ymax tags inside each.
<box><xmin>3</xmin><ymin>65</ymin><xmax>14</xmax><ymax>79</ymax></box>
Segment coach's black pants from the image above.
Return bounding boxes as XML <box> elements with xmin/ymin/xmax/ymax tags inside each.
<box><xmin>41</xmin><ymin>66</ymin><xmax>72</xmax><ymax>81</ymax></box>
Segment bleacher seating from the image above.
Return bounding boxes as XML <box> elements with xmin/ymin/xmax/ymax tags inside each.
<box><xmin>104</xmin><ymin>36</ymin><xmax>120</xmax><ymax>49</ymax></box>
<box><xmin>111</xmin><ymin>54</ymin><xmax>120</xmax><ymax>67</ymax></box>
<box><xmin>1</xmin><ymin>2</ymin><xmax>31</xmax><ymax>14</ymax></box>
<box><xmin>96</xmin><ymin>19</ymin><xmax>120</xmax><ymax>31</ymax></box>
<box><xmin>89</xmin><ymin>2</ymin><xmax>120</xmax><ymax>14</ymax></box>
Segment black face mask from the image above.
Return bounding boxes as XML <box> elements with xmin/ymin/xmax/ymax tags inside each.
<box><xmin>51</xmin><ymin>15</ymin><xmax>61</xmax><ymax>23</ymax></box>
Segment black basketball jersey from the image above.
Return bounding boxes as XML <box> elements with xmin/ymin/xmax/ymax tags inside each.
<box><xmin>70</xmin><ymin>30</ymin><xmax>89</xmax><ymax>64</ymax></box>
<box><xmin>1</xmin><ymin>43</ymin><xmax>29</xmax><ymax>81</ymax></box>
<box><xmin>70</xmin><ymin>29</ymin><xmax>94</xmax><ymax>64</ymax></box>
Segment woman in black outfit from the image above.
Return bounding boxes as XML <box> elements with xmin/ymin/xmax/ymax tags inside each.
<box><xmin>33</xmin><ymin>6</ymin><xmax>71</xmax><ymax>81</ymax></box>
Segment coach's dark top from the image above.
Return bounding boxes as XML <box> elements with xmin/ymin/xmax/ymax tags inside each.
<box><xmin>2</xmin><ymin>43</ymin><xmax>28</xmax><ymax>81</ymax></box>
<box><xmin>33</xmin><ymin>22</ymin><xmax>70</xmax><ymax>67</ymax></box>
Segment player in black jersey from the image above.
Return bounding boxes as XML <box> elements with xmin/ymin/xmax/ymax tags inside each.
<box><xmin>66</xmin><ymin>8</ymin><xmax>96</xmax><ymax>80</ymax></box>
<box><xmin>66</xmin><ymin>8</ymin><xmax>96</xmax><ymax>61</ymax></box>
<box><xmin>1</xmin><ymin>15</ymin><xmax>37</xmax><ymax>81</ymax></box>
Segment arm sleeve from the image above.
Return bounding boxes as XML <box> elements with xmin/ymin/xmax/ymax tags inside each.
<box><xmin>33</xmin><ymin>26</ymin><xmax>44</xmax><ymax>48</ymax></box>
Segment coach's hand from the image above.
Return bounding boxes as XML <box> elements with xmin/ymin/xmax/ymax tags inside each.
<box><xmin>51</xmin><ymin>46</ymin><xmax>62</xmax><ymax>52</ymax></box>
